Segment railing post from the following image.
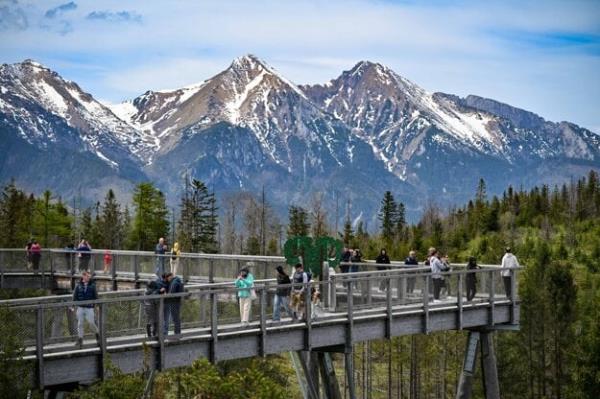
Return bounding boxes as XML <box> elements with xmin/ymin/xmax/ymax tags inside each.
<box><xmin>133</xmin><ymin>255</ymin><xmax>140</xmax><ymax>289</ymax></box>
<box><xmin>210</xmin><ymin>291</ymin><xmax>218</xmax><ymax>363</ymax></box>
<box><xmin>36</xmin><ymin>307</ymin><xmax>45</xmax><ymax>389</ymax></box>
<box><xmin>111</xmin><ymin>253</ymin><xmax>117</xmax><ymax>291</ymax></box>
<box><xmin>386</xmin><ymin>276</ymin><xmax>392</xmax><ymax>339</ymax></box>
<box><xmin>457</xmin><ymin>273</ymin><xmax>464</xmax><ymax>330</ymax></box>
<box><xmin>208</xmin><ymin>259</ymin><xmax>214</xmax><ymax>283</ymax></box>
<box><xmin>366</xmin><ymin>274</ymin><xmax>372</xmax><ymax>306</ymax></box>
<box><xmin>423</xmin><ymin>275</ymin><xmax>429</xmax><ymax>334</ymax></box>
<box><xmin>346</xmin><ymin>279</ymin><xmax>354</xmax><ymax>348</ymax></box>
<box><xmin>98</xmin><ymin>303</ymin><xmax>107</xmax><ymax>380</ymax></box>
<box><xmin>510</xmin><ymin>268</ymin><xmax>517</xmax><ymax>324</ymax></box>
<box><xmin>489</xmin><ymin>270</ymin><xmax>495</xmax><ymax>326</ymax></box>
<box><xmin>157</xmin><ymin>297</ymin><xmax>165</xmax><ymax>371</ymax></box>
<box><xmin>304</xmin><ymin>281</ymin><xmax>312</xmax><ymax>352</ymax></box>
<box><xmin>329</xmin><ymin>274</ymin><xmax>337</xmax><ymax>312</ymax></box>
<box><xmin>259</xmin><ymin>287</ymin><xmax>267</xmax><ymax>357</ymax></box>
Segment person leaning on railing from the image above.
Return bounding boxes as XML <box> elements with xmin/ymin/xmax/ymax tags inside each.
<box><xmin>144</xmin><ymin>280</ymin><xmax>161</xmax><ymax>337</ymax></box>
<box><xmin>501</xmin><ymin>247</ymin><xmax>519</xmax><ymax>298</ymax></box>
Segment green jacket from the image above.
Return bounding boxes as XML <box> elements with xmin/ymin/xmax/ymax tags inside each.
<box><xmin>235</xmin><ymin>273</ymin><xmax>254</xmax><ymax>298</ymax></box>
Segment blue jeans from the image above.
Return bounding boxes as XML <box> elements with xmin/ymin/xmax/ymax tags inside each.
<box><xmin>273</xmin><ymin>295</ymin><xmax>293</xmax><ymax>321</ymax></box>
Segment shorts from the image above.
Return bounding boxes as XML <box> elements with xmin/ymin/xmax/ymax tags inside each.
<box><xmin>291</xmin><ymin>291</ymin><xmax>305</xmax><ymax>309</ymax></box>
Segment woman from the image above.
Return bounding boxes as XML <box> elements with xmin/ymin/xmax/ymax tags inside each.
<box><xmin>103</xmin><ymin>250</ymin><xmax>112</xmax><ymax>274</ymax></box>
<box><xmin>170</xmin><ymin>242</ymin><xmax>181</xmax><ymax>275</ymax></box>
<box><xmin>235</xmin><ymin>267</ymin><xmax>255</xmax><ymax>327</ymax></box>
<box><xmin>30</xmin><ymin>240</ymin><xmax>42</xmax><ymax>272</ymax></box>
<box><xmin>375</xmin><ymin>248</ymin><xmax>391</xmax><ymax>291</ymax></box>
<box><xmin>466</xmin><ymin>256</ymin><xmax>479</xmax><ymax>301</ymax></box>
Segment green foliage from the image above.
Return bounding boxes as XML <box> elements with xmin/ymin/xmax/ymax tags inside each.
<box><xmin>287</xmin><ymin>206</ymin><xmax>310</xmax><ymax>238</ymax></box>
<box><xmin>129</xmin><ymin>182</ymin><xmax>170</xmax><ymax>250</ymax></box>
<box><xmin>178</xmin><ymin>178</ymin><xmax>219</xmax><ymax>253</ymax></box>
<box><xmin>0</xmin><ymin>307</ymin><xmax>34</xmax><ymax>398</ymax></box>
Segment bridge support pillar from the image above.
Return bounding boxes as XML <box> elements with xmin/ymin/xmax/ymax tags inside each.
<box><xmin>456</xmin><ymin>330</ymin><xmax>500</xmax><ymax>399</ymax></box>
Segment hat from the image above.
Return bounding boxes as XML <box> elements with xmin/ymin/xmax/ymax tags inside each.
<box><xmin>276</xmin><ymin>265</ymin><xmax>284</xmax><ymax>273</ymax></box>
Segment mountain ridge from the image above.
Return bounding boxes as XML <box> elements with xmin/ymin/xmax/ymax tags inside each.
<box><xmin>1</xmin><ymin>55</ymin><xmax>599</xmax><ymax>222</ymax></box>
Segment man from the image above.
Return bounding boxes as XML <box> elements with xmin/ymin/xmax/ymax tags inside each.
<box><xmin>72</xmin><ymin>271</ymin><xmax>99</xmax><ymax>348</ymax></box>
<box><xmin>501</xmin><ymin>247</ymin><xmax>520</xmax><ymax>298</ymax></box>
<box><xmin>162</xmin><ymin>272</ymin><xmax>184</xmax><ymax>336</ymax></box>
<box><xmin>144</xmin><ymin>280</ymin><xmax>161</xmax><ymax>337</ymax></box>
<box><xmin>340</xmin><ymin>247</ymin><xmax>352</xmax><ymax>273</ymax></box>
<box><xmin>291</xmin><ymin>263</ymin><xmax>309</xmax><ymax>321</ymax></box>
<box><xmin>404</xmin><ymin>250</ymin><xmax>418</xmax><ymax>294</ymax></box>
<box><xmin>429</xmin><ymin>248</ymin><xmax>445</xmax><ymax>301</ymax></box>
<box><xmin>273</xmin><ymin>266</ymin><xmax>293</xmax><ymax>323</ymax></box>
<box><xmin>155</xmin><ymin>237</ymin><xmax>168</xmax><ymax>277</ymax></box>
<box><xmin>375</xmin><ymin>248</ymin><xmax>391</xmax><ymax>291</ymax></box>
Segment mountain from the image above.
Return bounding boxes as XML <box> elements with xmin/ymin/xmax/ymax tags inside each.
<box><xmin>110</xmin><ymin>55</ymin><xmax>415</xmax><ymax>216</ymax></box>
<box><xmin>0</xmin><ymin>59</ymin><xmax>150</xmax><ymax>200</ymax></box>
<box><xmin>302</xmin><ymin>61</ymin><xmax>600</xmax><ymax>202</ymax></box>
<box><xmin>2</xmin><ymin>56</ymin><xmax>599</xmax><ymax>222</ymax></box>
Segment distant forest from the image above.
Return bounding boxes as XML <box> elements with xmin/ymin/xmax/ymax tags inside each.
<box><xmin>1</xmin><ymin>171</ymin><xmax>599</xmax><ymax>398</ymax></box>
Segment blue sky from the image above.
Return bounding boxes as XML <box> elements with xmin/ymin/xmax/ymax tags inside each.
<box><xmin>1</xmin><ymin>0</ymin><xmax>599</xmax><ymax>132</ymax></box>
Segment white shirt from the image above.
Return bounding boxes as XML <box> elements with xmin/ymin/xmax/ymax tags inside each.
<box><xmin>501</xmin><ymin>253</ymin><xmax>520</xmax><ymax>277</ymax></box>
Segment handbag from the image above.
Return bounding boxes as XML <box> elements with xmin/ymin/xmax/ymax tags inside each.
<box><xmin>250</xmin><ymin>288</ymin><xmax>258</xmax><ymax>300</ymax></box>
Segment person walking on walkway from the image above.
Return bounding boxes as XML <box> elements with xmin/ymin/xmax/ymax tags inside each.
<box><xmin>30</xmin><ymin>240</ymin><xmax>42</xmax><ymax>273</ymax></box>
<box><xmin>170</xmin><ymin>242</ymin><xmax>181</xmax><ymax>276</ymax></box>
<box><xmin>404</xmin><ymin>250</ymin><xmax>418</xmax><ymax>294</ymax></box>
<box><xmin>162</xmin><ymin>272</ymin><xmax>184</xmax><ymax>336</ymax></box>
<box><xmin>72</xmin><ymin>271</ymin><xmax>99</xmax><ymax>348</ymax></box>
<box><xmin>144</xmin><ymin>280</ymin><xmax>161</xmax><ymax>337</ymax></box>
<box><xmin>376</xmin><ymin>248</ymin><xmax>391</xmax><ymax>291</ymax></box>
<box><xmin>465</xmin><ymin>256</ymin><xmax>480</xmax><ymax>301</ymax></box>
<box><xmin>25</xmin><ymin>239</ymin><xmax>33</xmax><ymax>270</ymax></box>
<box><xmin>235</xmin><ymin>267</ymin><xmax>255</xmax><ymax>327</ymax></box>
<box><xmin>273</xmin><ymin>265</ymin><xmax>293</xmax><ymax>323</ymax></box>
<box><xmin>350</xmin><ymin>248</ymin><xmax>362</xmax><ymax>273</ymax></box>
<box><xmin>291</xmin><ymin>263</ymin><xmax>309</xmax><ymax>321</ymax></box>
<box><xmin>501</xmin><ymin>247</ymin><xmax>519</xmax><ymax>298</ymax></box>
<box><xmin>155</xmin><ymin>237</ymin><xmax>167</xmax><ymax>277</ymax></box>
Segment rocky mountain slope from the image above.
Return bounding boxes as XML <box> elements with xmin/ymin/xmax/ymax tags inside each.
<box><xmin>2</xmin><ymin>55</ymin><xmax>599</xmax><ymax>221</ymax></box>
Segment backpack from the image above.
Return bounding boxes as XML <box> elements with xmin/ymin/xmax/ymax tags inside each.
<box><xmin>305</xmin><ymin>271</ymin><xmax>312</xmax><ymax>282</ymax></box>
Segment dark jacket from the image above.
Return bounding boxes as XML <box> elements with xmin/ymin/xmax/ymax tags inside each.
<box><xmin>376</xmin><ymin>253</ymin><xmax>391</xmax><ymax>270</ymax></box>
<box><xmin>404</xmin><ymin>256</ymin><xmax>418</xmax><ymax>266</ymax></box>
<box><xmin>276</xmin><ymin>273</ymin><xmax>292</xmax><ymax>297</ymax></box>
<box><xmin>73</xmin><ymin>281</ymin><xmax>98</xmax><ymax>307</ymax></box>
<box><xmin>166</xmin><ymin>276</ymin><xmax>184</xmax><ymax>304</ymax></box>
<box><xmin>77</xmin><ymin>244</ymin><xmax>91</xmax><ymax>259</ymax></box>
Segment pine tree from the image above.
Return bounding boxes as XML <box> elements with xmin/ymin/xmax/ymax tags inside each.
<box><xmin>287</xmin><ymin>206</ymin><xmax>310</xmax><ymax>237</ymax></box>
<box><xmin>98</xmin><ymin>189</ymin><xmax>124</xmax><ymax>249</ymax></box>
<box><xmin>378</xmin><ymin>191</ymin><xmax>398</xmax><ymax>243</ymax></box>
<box><xmin>0</xmin><ymin>181</ymin><xmax>31</xmax><ymax>247</ymax></box>
<box><xmin>129</xmin><ymin>182</ymin><xmax>169</xmax><ymax>250</ymax></box>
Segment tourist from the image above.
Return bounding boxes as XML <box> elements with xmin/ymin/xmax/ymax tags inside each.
<box><xmin>466</xmin><ymin>256</ymin><xmax>479</xmax><ymax>301</ymax></box>
<box><xmin>429</xmin><ymin>248</ymin><xmax>445</xmax><ymax>300</ymax></box>
<box><xmin>103</xmin><ymin>250</ymin><xmax>112</xmax><ymax>274</ymax></box>
<box><xmin>30</xmin><ymin>240</ymin><xmax>42</xmax><ymax>273</ymax></box>
<box><xmin>143</xmin><ymin>280</ymin><xmax>161</xmax><ymax>337</ymax></box>
<box><xmin>340</xmin><ymin>247</ymin><xmax>352</xmax><ymax>273</ymax></box>
<box><xmin>273</xmin><ymin>265</ymin><xmax>293</xmax><ymax>323</ymax></box>
<box><xmin>162</xmin><ymin>272</ymin><xmax>184</xmax><ymax>336</ymax></box>
<box><xmin>501</xmin><ymin>247</ymin><xmax>519</xmax><ymax>298</ymax></box>
<box><xmin>291</xmin><ymin>263</ymin><xmax>309</xmax><ymax>321</ymax></box>
<box><xmin>72</xmin><ymin>271</ymin><xmax>99</xmax><ymax>348</ymax></box>
<box><xmin>235</xmin><ymin>267</ymin><xmax>255</xmax><ymax>327</ymax></box>
<box><xmin>404</xmin><ymin>250</ymin><xmax>418</xmax><ymax>294</ymax></box>
<box><xmin>375</xmin><ymin>248</ymin><xmax>391</xmax><ymax>291</ymax></box>
<box><xmin>350</xmin><ymin>248</ymin><xmax>362</xmax><ymax>273</ymax></box>
<box><xmin>77</xmin><ymin>239</ymin><xmax>92</xmax><ymax>271</ymax></box>
<box><xmin>170</xmin><ymin>242</ymin><xmax>181</xmax><ymax>276</ymax></box>
<box><xmin>155</xmin><ymin>237</ymin><xmax>167</xmax><ymax>277</ymax></box>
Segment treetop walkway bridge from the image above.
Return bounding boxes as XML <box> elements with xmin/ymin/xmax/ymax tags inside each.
<box><xmin>0</xmin><ymin>249</ymin><xmax>520</xmax><ymax>399</ymax></box>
